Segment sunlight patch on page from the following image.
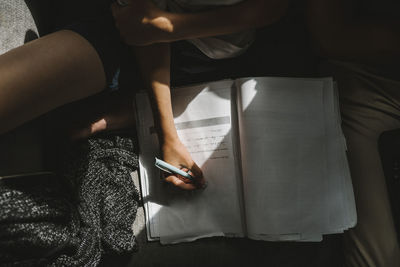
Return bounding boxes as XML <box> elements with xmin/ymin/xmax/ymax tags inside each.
<box><xmin>138</xmin><ymin>158</ymin><xmax>162</xmax><ymax>239</ymax></box>
<box><xmin>172</xmin><ymin>87</ymin><xmax>232</xmax><ymax>167</ymax></box>
<box><xmin>240</xmin><ymin>79</ymin><xmax>258</xmax><ymax>111</ymax></box>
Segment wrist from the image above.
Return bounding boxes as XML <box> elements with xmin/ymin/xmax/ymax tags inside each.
<box><xmin>159</xmin><ymin>132</ymin><xmax>180</xmax><ymax>146</ymax></box>
<box><xmin>153</xmin><ymin>109</ymin><xmax>179</xmax><ymax>144</ymax></box>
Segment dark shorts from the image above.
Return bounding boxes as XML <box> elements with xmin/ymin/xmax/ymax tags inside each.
<box><xmin>58</xmin><ymin>0</ymin><xmax>123</xmax><ymax>89</ymax></box>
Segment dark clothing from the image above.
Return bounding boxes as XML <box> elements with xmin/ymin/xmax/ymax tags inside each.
<box><xmin>56</xmin><ymin>0</ymin><xmax>124</xmax><ymax>88</ymax></box>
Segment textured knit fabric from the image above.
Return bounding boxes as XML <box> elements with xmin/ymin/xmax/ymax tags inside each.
<box><xmin>0</xmin><ymin>135</ymin><xmax>139</xmax><ymax>266</ymax></box>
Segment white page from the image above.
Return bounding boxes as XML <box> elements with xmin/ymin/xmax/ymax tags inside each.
<box><xmin>321</xmin><ymin>79</ymin><xmax>357</xmax><ymax>234</ymax></box>
<box><xmin>322</xmin><ymin>79</ymin><xmax>347</xmax><ymax>233</ymax></box>
<box><xmin>159</xmin><ymin>81</ymin><xmax>244</xmax><ymax>243</ymax></box>
<box><xmin>136</xmin><ymin>80</ymin><xmax>244</xmax><ymax>244</ymax></box>
<box><xmin>236</xmin><ymin>77</ymin><xmax>329</xmax><ymax>237</ymax></box>
<box><xmin>136</xmin><ymin>93</ymin><xmax>167</xmax><ymax>240</ymax></box>
<box><xmin>284</xmin><ymin>77</ymin><xmax>356</xmax><ymax>235</ymax></box>
<box><xmin>299</xmin><ymin>233</ymin><xmax>323</xmax><ymax>242</ymax></box>
<box><xmin>332</xmin><ymin>83</ymin><xmax>357</xmax><ymax>229</ymax></box>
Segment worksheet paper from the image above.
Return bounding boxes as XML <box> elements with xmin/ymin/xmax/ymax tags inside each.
<box><xmin>136</xmin><ymin>80</ymin><xmax>245</xmax><ymax>244</ymax></box>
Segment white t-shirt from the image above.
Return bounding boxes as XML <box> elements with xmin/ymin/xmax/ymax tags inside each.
<box><xmin>154</xmin><ymin>0</ymin><xmax>255</xmax><ymax>59</ymax></box>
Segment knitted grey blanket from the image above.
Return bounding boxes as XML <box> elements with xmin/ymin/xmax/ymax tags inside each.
<box><xmin>0</xmin><ymin>135</ymin><xmax>139</xmax><ymax>266</ymax></box>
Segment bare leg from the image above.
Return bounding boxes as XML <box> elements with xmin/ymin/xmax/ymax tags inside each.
<box><xmin>0</xmin><ymin>30</ymin><xmax>106</xmax><ymax>134</ymax></box>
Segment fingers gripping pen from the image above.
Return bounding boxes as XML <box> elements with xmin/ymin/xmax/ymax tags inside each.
<box><xmin>154</xmin><ymin>157</ymin><xmax>194</xmax><ymax>181</ymax></box>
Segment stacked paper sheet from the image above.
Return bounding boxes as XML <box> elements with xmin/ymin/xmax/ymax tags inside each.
<box><xmin>135</xmin><ymin>77</ymin><xmax>357</xmax><ymax>244</ymax></box>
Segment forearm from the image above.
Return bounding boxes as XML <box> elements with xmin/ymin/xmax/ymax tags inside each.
<box><xmin>112</xmin><ymin>0</ymin><xmax>288</xmax><ymax>46</ymax></box>
<box><xmin>134</xmin><ymin>43</ymin><xmax>178</xmax><ymax>143</ymax></box>
<box><xmin>161</xmin><ymin>0</ymin><xmax>288</xmax><ymax>42</ymax></box>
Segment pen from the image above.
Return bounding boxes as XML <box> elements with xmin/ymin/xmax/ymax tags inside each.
<box><xmin>155</xmin><ymin>157</ymin><xmax>194</xmax><ymax>181</ymax></box>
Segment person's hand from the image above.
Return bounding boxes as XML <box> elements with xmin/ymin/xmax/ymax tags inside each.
<box><xmin>111</xmin><ymin>0</ymin><xmax>174</xmax><ymax>46</ymax></box>
<box><xmin>161</xmin><ymin>138</ymin><xmax>205</xmax><ymax>190</ymax></box>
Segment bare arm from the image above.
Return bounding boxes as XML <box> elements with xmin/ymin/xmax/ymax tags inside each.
<box><xmin>112</xmin><ymin>0</ymin><xmax>288</xmax><ymax>45</ymax></box>
<box><xmin>158</xmin><ymin>0</ymin><xmax>288</xmax><ymax>42</ymax></box>
<box><xmin>134</xmin><ymin>44</ymin><xmax>205</xmax><ymax>190</ymax></box>
<box><xmin>111</xmin><ymin>0</ymin><xmax>286</xmax><ymax>190</ymax></box>
<box><xmin>307</xmin><ymin>0</ymin><xmax>400</xmax><ymax>65</ymax></box>
<box><xmin>134</xmin><ymin>43</ymin><xmax>175</xmax><ymax>141</ymax></box>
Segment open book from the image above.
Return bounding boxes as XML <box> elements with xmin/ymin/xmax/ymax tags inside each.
<box><xmin>135</xmin><ymin>77</ymin><xmax>357</xmax><ymax>244</ymax></box>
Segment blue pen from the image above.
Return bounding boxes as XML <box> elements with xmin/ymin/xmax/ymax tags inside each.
<box><xmin>155</xmin><ymin>157</ymin><xmax>194</xmax><ymax>181</ymax></box>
